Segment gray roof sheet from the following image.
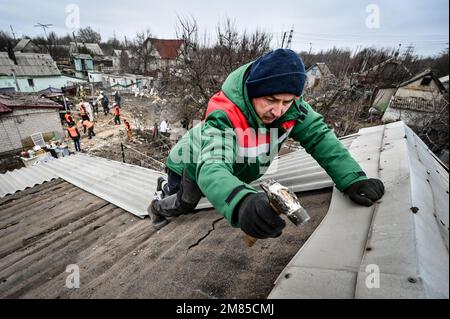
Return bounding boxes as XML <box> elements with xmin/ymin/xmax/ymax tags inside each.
<box><xmin>269</xmin><ymin>121</ymin><xmax>449</xmax><ymax>299</ymax></box>
<box><xmin>0</xmin><ymin>154</ymin><xmax>165</xmax><ymax>218</ymax></box>
<box><xmin>0</xmin><ymin>134</ymin><xmax>356</xmax><ymax>215</ymax></box>
<box><xmin>0</xmin><ymin>52</ymin><xmax>60</xmax><ymax>77</ymax></box>
<box><xmin>0</xmin><ymin>179</ymin><xmax>332</xmax><ymax>298</ymax></box>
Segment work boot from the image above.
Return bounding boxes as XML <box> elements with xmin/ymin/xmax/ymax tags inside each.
<box><xmin>148</xmin><ymin>199</ymin><xmax>169</xmax><ymax>230</ymax></box>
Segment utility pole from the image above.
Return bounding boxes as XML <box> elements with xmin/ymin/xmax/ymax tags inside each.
<box><xmin>281</xmin><ymin>32</ymin><xmax>287</xmax><ymax>48</ymax></box>
<box><xmin>72</xmin><ymin>31</ymin><xmax>79</xmax><ymax>52</ymax></box>
<box><xmin>286</xmin><ymin>25</ymin><xmax>294</xmax><ymax>49</ymax></box>
<box><xmin>308</xmin><ymin>42</ymin><xmax>313</xmax><ymax>55</ymax></box>
<box><xmin>10</xmin><ymin>25</ymin><xmax>17</xmax><ymax>40</ymax></box>
<box><xmin>34</xmin><ymin>22</ymin><xmax>53</xmax><ymax>39</ymax></box>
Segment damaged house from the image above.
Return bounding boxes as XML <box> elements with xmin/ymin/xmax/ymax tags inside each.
<box><xmin>305</xmin><ymin>62</ymin><xmax>335</xmax><ymax>92</ymax></box>
<box><xmin>142</xmin><ymin>38</ymin><xmax>184</xmax><ymax>76</ymax></box>
<box><xmin>0</xmin><ymin>51</ymin><xmax>86</xmax><ymax>93</ymax></box>
<box><xmin>69</xmin><ymin>42</ymin><xmax>113</xmax><ymax>72</ymax></box>
<box><xmin>0</xmin><ymin>93</ymin><xmax>64</xmax><ymax>156</ymax></box>
<box><xmin>381</xmin><ymin>69</ymin><xmax>448</xmax><ymax>127</ymax></box>
<box><xmin>356</xmin><ymin>57</ymin><xmax>412</xmax><ymax>88</ymax></box>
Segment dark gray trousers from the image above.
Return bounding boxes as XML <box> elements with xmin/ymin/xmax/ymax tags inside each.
<box><xmin>155</xmin><ymin>170</ymin><xmax>203</xmax><ymax>217</ymax></box>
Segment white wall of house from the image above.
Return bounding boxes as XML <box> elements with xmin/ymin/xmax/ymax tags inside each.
<box><xmin>396</xmin><ymin>78</ymin><xmax>443</xmax><ymax>100</ymax></box>
<box><xmin>0</xmin><ymin>108</ymin><xmax>64</xmax><ymax>154</ymax></box>
<box><xmin>0</xmin><ymin>76</ymin><xmax>86</xmax><ymax>93</ymax></box>
<box><xmin>306</xmin><ymin>66</ymin><xmax>323</xmax><ymax>89</ymax></box>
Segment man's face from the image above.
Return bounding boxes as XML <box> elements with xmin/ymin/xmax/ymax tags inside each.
<box><xmin>251</xmin><ymin>93</ymin><xmax>297</xmax><ymax>124</ymax></box>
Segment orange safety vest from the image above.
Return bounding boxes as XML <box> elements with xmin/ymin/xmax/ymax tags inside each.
<box><xmin>67</xmin><ymin>126</ymin><xmax>79</xmax><ymax>138</ymax></box>
<box><xmin>82</xmin><ymin>120</ymin><xmax>94</xmax><ymax>128</ymax></box>
<box><xmin>64</xmin><ymin>113</ymin><xmax>73</xmax><ymax>123</ymax></box>
<box><xmin>114</xmin><ymin>106</ymin><xmax>121</xmax><ymax>116</ymax></box>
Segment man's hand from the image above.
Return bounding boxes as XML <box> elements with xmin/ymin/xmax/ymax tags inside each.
<box><xmin>344</xmin><ymin>178</ymin><xmax>385</xmax><ymax>206</ymax></box>
<box><xmin>237</xmin><ymin>193</ymin><xmax>286</xmax><ymax>239</ymax></box>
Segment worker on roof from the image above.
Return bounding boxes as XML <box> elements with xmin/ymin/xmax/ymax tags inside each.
<box><xmin>148</xmin><ymin>49</ymin><xmax>385</xmax><ymax>238</ymax></box>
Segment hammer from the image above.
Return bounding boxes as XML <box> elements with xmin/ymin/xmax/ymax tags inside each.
<box><xmin>243</xmin><ymin>179</ymin><xmax>311</xmax><ymax>247</ymax></box>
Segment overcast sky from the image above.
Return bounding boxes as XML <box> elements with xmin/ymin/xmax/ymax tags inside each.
<box><xmin>1</xmin><ymin>0</ymin><xmax>448</xmax><ymax>57</ymax></box>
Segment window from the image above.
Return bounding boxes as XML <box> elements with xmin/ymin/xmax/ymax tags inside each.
<box><xmin>27</xmin><ymin>78</ymin><xmax>34</xmax><ymax>87</ymax></box>
<box><xmin>420</xmin><ymin>76</ymin><xmax>432</xmax><ymax>86</ymax></box>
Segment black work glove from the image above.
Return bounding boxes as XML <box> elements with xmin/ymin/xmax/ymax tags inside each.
<box><xmin>344</xmin><ymin>178</ymin><xmax>385</xmax><ymax>207</ymax></box>
<box><xmin>237</xmin><ymin>193</ymin><xmax>286</xmax><ymax>239</ymax></box>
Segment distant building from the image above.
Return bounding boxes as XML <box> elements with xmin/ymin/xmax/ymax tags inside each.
<box><xmin>305</xmin><ymin>62</ymin><xmax>335</xmax><ymax>91</ymax></box>
<box><xmin>356</xmin><ymin>57</ymin><xmax>412</xmax><ymax>87</ymax></box>
<box><xmin>0</xmin><ymin>93</ymin><xmax>64</xmax><ymax>155</ymax></box>
<box><xmin>382</xmin><ymin>69</ymin><xmax>447</xmax><ymax>127</ymax></box>
<box><xmin>13</xmin><ymin>39</ymin><xmax>43</xmax><ymax>53</ymax></box>
<box><xmin>72</xmin><ymin>53</ymin><xmax>94</xmax><ymax>79</ymax></box>
<box><xmin>69</xmin><ymin>42</ymin><xmax>104</xmax><ymax>57</ymax></box>
<box><xmin>69</xmin><ymin>42</ymin><xmax>113</xmax><ymax>72</ymax></box>
<box><xmin>0</xmin><ymin>52</ymin><xmax>86</xmax><ymax>93</ymax></box>
<box><xmin>111</xmin><ymin>49</ymin><xmax>132</xmax><ymax>72</ymax></box>
<box><xmin>99</xmin><ymin>73</ymin><xmax>154</xmax><ymax>94</ymax></box>
<box><xmin>143</xmin><ymin>38</ymin><xmax>184</xmax><ymax>75</ymax></box>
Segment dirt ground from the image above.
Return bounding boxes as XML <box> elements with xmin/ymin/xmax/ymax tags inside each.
<box><xmin>65</xmin><ymin>95</ymin><xmax>180</xmax><ymax>171</ymax></box>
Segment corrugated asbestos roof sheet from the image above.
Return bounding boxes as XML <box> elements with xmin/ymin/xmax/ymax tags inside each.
<box><xmin>269</xmin><ymin>121</ymin><xmax>449</xmax><ymax>299</ymax></box>
<box><xmin>0</xmin><ymin>179</ymin><xmax>332</xmax><ymax>298</ymax></box>
<box><xmin>0</xmin><ymin>52</ymin><xmax>61</xmax><ymax>77</ymax></box>
<box><xmin>1</xmin><ymin>134</ymin><xmax>357</xmax><ymax>215</ymax></box>
<box><xmin>0</xmin><ymin>154</ymin><xmax>165</xmax><ymax>218</ymax></box>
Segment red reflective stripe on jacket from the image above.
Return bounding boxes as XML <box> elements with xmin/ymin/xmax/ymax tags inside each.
<box><xmin>67</xmin><ymin>126</ymin><xmax>79</xmax><ymax>138</ymax></box>
<box><xmin>281</xmin><ymin>120</ymin><xmax>296</xmax><ymax>130</ymax></box>
<box><xmin>205</xmin><ymin>91</ymin><xmax>294</xmax><ymax>148</ymax></box>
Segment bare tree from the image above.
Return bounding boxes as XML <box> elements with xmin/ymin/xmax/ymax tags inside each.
<box><xmin>77</xmin><ymin>26</ymin><xmax>101</xmax><ymax>43</ymax></box>
<box><xmin>172</xmin><ymin>16</ymin><xmax>272</xmax><ymax>118</ymax></box>
<box><xmin>129</xmin><ymin>29</ymin><xmax>154</xmax><ymax>74</ymax></box>
<box><xmin>120</xmin><ymin>49</ymin><xmax>130</xmax><ymax>73</ymax></box>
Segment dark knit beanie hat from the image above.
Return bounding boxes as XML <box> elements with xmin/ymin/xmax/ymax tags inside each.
<box><xmin>246</xmin><ymin>49</ymin><xmax>306</xmax><ymax>100</ymax></box>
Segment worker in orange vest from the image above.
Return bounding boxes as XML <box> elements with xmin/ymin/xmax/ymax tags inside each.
<box><xmin>113</xmin><ymin>102</ymin><xmax>121</xmax><ymax>125</ymax></box>
<box><xmin>79</xmin><ymin>102</ymin><xmax>89</xmax><ymax>122</ymax></box>
<box><xmin>67</xmin><ymin>122</ymin><xmax>81</xmax><ymax>152</ymax></box>
<box><xmin>124</xmin><ymin>119</ymin><xmax>132</xmax><ymax>140</ymax></box>
<box><xmin>81</xmin><ymin>120</ymin><xmax>96</xmax><ymax>139</ymax></box>
<box><xmin>64</xmin><ymin>111</ymin><xmax>74</xmax><ymax>126</ymax></box>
